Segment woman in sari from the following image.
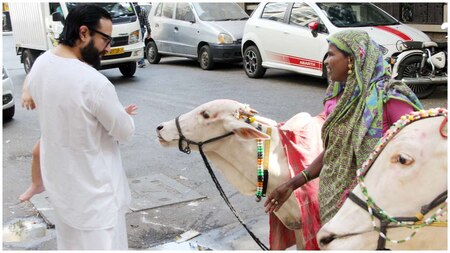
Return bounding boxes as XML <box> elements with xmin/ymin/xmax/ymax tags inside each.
<box><xmin>264</xmin><ymin>29</ymin><xmax>423</xmax><ymax>249</ymax></box>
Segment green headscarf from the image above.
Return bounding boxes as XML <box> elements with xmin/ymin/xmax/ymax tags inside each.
<box><xmin>318</xmin><ymin>30</ymin><xmax>423</xmax><ymax>224</ymax></box>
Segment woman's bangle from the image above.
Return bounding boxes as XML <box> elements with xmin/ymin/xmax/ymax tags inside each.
<box><xmin>301</xmin><ymin>170</ymin><xmax>310</xmax><ymax>183</ymax></box>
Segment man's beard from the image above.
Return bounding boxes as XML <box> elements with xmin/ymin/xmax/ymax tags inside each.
<box><xmin>80</xmin><ymin>40</ymin><xmax>103</xmax><ymax>69</ymax></box>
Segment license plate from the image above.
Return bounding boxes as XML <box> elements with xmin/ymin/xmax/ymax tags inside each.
<box><xmin>105</xmin><ymin>47</ymin><xmax>124</xmax><ymax>56</ymax></box>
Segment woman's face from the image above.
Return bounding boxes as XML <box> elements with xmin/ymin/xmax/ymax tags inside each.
<box><xmin>324</xmin><ymin>44</ymin><xmax>350</xmax><ymax>82</ymax></box>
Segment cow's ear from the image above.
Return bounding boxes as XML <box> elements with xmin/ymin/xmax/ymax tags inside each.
<box><xmin>224</xmin><ymin>120</ymin><xmax>270</xmax><ymax>140</ymax></box>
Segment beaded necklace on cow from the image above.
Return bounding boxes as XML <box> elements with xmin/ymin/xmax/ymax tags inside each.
<box><xmin>351</xmin><ymin>108</ymin><xmax>447</xmax><ymax>249</ymax></box>
<box><xmin>174</xmin><ymin>106</ymin><xmax>271</xmax><ymax>250</ymax></box>
<box><xmin>237</xmin><ymin>114</ymin><xmax>272</xmax><ymax>201</ymax></box>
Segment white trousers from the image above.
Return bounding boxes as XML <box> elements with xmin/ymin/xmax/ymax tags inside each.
<box><xmin>54</xmin><ymin>211</ymin><xmax>128</xmax><ymax>250</ymax></box>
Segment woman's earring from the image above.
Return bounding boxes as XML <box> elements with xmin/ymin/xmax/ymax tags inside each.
<box><xmin>347</xmin><ymin>58</ymin><xmax>353</xmax><ymax>75</ymax></box>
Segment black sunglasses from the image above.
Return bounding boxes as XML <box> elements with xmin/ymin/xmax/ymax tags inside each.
<box><xmin>90</xmin><ymin>28</ymin><xmax>113</xmax><ymax>46</ymax></box>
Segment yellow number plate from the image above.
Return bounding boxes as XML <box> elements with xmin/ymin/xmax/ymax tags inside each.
<box><xmin>105</xmin><ymin>47</ymin><xmax>124</xmax><ymax>56</ymax></box>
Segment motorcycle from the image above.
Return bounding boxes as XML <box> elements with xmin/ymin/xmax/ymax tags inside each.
<box><xmin>389</xmin><ymin>23</ymin><xmax>447</xmax><ymax>99</ymax></box>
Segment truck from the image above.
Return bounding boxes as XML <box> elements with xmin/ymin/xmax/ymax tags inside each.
<box><xmin>8</xmin><ymin>2</ymin><xmax>144</xmax><ymax>77</ymax></box>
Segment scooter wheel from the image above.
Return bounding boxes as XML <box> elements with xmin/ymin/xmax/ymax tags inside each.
<box><xmin>396</xmin><ymin>55</ymin><xmax>437</xmax><ymax>99</ymax></box>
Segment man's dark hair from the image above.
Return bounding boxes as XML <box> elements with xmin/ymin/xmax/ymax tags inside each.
<box><xmin>59</xmin><ymin>4</ymin><xmax>112</xmax><ymax>47</ymax></box>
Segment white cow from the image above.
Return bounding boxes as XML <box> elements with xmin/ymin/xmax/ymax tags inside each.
<box><xmin>317</xmin><ymin>112</ymin><xmax>448</xmax><ymax>250</ymax></box>
<box><xmin>156</xmin><ymin>99</ymin><xmax>324</xmax><ymax>249</ymax></box>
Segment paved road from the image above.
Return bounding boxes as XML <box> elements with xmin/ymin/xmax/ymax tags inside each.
<box><xmin>2</xmin><ymin>33</ymin><xmax>447</xmax><ymax>250</ymax></box>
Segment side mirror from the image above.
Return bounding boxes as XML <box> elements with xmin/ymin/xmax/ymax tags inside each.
<box><xmin>308</xmin><ymin>21</ymin><xmax>319</xmax><ymax>38</ymax></box>
<box><xmin>52</xmin><ymin>12</ymin><xmax>65</xmax><ymax>23</ymax></box>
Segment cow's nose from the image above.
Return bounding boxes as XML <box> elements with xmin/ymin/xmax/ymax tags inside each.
<box><xmin>156</xmin><ymin>125</ymin><xmax>164</xmax><ymax>131</ymax></box>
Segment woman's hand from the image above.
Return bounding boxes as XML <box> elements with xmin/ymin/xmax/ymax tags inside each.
<box><xmin>264</xmin><ymin>182</ymin><xmax>293</xmax><ymax>213</ymax></box>
<box><xmin>125</xmin><ymin>104</ymin><xmax>138</xmax><ymax>116</ymax></box>
<box><xmin>264</xmin><ymin>152</ymin><xmax>324</xmax><ymax>214</ymax></box>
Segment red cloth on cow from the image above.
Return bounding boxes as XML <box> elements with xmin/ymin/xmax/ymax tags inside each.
<box><xmin>269</xmin><ymin>113</ymin><xmax>325</xmax><ymax>250</ymax></box>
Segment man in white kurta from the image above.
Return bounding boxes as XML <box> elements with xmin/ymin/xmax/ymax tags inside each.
<box><xmin>27</xmin><ymin>5</ymin><xmax>135</xmax><ymax>249</ymax></box>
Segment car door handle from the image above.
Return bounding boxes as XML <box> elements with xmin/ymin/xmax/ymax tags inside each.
<box><xmin>174</xmin><ymin>27</ymin><xmax>179</xmax><ymax>31</ymax></box>
<box><xmin>155</xmin><ymin>23</ymin><xmax>159</xmax><ymax>28</ymax></box>
<box><xmin>283</xmin><ymin>31</ymin><xmax>290</xmax><ymax>35</ymax></box>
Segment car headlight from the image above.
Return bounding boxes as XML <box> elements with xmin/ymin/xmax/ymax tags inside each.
<box><xmin>218</xmin><ymin>33</ymin><xmax>233</xmax><ymax>44</ymax></box>
<box><xmin>129</xmin><ymin>30</ymin><xmax>140</xmax><ymax>45</ymax></box>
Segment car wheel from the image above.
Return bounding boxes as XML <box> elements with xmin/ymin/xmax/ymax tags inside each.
<box><xmin>119</xmin><ymin>62</ymin><xmax>137</xmax><ymax>77</ymax></box>
<box><xmin>23</xmin><ymin>49</ymin><xmax>37</xmax><ymax>74</ymax></box>
<box><xmin>3</xmin><ymin>105</ymin><xmax>15</xmax><ymax>122</ymax></box>
<box><xmin>396</xmin><ymin>55</ymin><xmax>436</xmax><ymax>99</ymax></box>
<box><xmin>243</xmin><ymin>45</ymin><xmax>266</xmax><ymax>78</ymax></box>
<box><xmin>147</xmin><ymin>41</ymin><xmax>161</xmax><ymax>64</ymax></box>
<box><xmin>199</xmin><ymin>45</ymin><xmax>214</xmax><ymax>70</ymax></box>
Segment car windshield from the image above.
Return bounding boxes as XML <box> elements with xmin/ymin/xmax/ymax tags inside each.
<box><xmin>192</xmin><ymin>3</ymin><xmax>249</xmax><ymax>21</ymax></box>
<box><xmin>67</xmin><ymin>2</ymin><xmax>136</xmax><ymax>19</ymax></box>
<box><xmin>317</xmin><ymin>3</ymin><xmax>400</xmax><ymax>27</ymax></box>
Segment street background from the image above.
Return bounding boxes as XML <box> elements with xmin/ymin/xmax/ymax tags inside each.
<box><xmin>2</xmin><ymin>32</ymin><xmax>447</xmax><ymax>250</ymax></box>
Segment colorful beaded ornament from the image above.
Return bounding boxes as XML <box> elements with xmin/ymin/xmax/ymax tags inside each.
<box><xmin>236</xmin><ymin>110</ymin><xmax>271</xmax><ymax>201</ymax></box>
<box><xmin>256</xmin><ymin>138</ymin><xmax>264</xmax><ymax>199</ymax></box>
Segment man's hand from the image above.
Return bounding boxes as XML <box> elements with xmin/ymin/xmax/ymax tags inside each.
<box><xmin>125</xmin><ymin>104</ymin><xmax>138</xmax><ymax>115</ymax></box>
<box><xmin>22</xmin><ymin>92</ymin><xmax>36</xmax><ymax>110</ymax></box>
<box><xmin>22</xmin><ymin>75</ymin><xmax>36</xmax><ymax>110</ymax></box>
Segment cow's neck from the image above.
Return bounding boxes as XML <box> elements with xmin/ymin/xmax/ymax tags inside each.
<box><xmin>204</xmin><ymin>126</ymin><xmax>302</xmax><ymax>229</ymax></box>
<box><xmin>205</xmin><ymin>125</ymin><xmax>285</xmax><ymax>194</ymax></box>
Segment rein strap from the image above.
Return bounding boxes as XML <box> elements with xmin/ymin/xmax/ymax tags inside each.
<box><xmin>174</xmin><ymin>115</ymin><xmax>269</xmax><ymax>250</ymax></box>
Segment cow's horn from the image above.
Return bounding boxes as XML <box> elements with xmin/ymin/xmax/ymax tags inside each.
<box><xmin>239</xmin><ymin>104</ymin><xmax>258</xmax><ymax>116</ymax></box>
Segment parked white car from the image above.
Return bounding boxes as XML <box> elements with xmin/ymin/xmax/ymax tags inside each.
<box><xmin>242</xmin><ymin>2</ymin><xmax>431</xmax><ymax>78</ymax></box>
<box><xmin>3</xmin><ymin>67</ymin><xmax>15</xmax><ymax>121</ymax></box>
<box><xmin>147</xmin><ymin>2</ymin><xmax>249</xmax><ymax>70</ymax></box>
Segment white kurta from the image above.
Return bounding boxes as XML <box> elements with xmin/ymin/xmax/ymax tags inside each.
<box><xmin>28</xmin><ymin>51</ymin><xmax>134</xmax><ymax>230</ymax></box>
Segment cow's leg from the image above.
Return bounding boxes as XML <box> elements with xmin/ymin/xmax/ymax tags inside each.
<box><xmin>294</xmin><ymin>229</ymin><xmax>305</xmax><ymax>250</ymax></box>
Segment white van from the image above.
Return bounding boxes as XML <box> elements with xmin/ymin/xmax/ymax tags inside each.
<box><xmin>9</xmin><ymin>2</ymin><xmax>144</xmax><ymax>77</ymax></box>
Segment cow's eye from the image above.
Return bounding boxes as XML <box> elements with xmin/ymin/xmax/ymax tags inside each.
<box><xmin>391</xmin><ymin>153</ymin><xmax>414</xmax><ymax>166</ymax></box>
<box><xmin>200</xmin><ymin>111</ymin><xmax>210</xmax><ymax>119</ymax></box>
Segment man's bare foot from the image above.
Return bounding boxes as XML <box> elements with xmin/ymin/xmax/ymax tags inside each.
<box><xmin>19</xmin><ymin>185</ymin><xmax>45</xmax><ymax>202</ymax></box>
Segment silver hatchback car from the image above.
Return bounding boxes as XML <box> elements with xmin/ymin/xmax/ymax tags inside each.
<box><xmin>147</xmin><ymin>2</ymin><xmax>249</xmax><ymax>70</ymax></box>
